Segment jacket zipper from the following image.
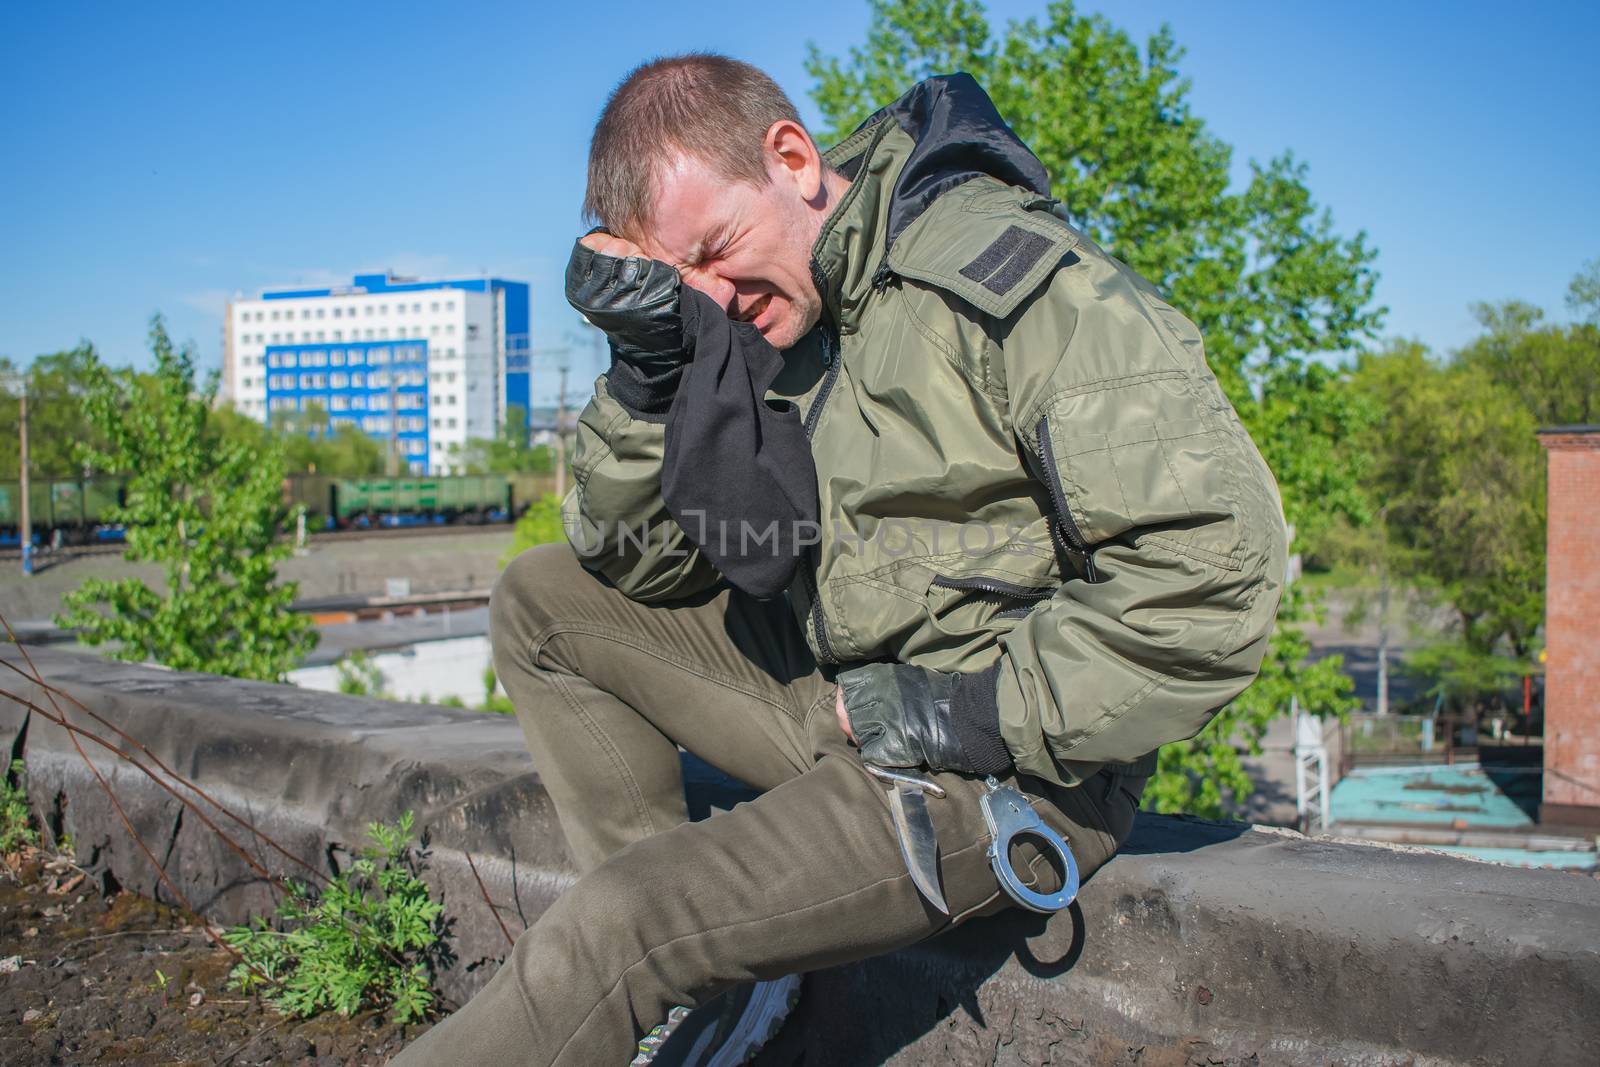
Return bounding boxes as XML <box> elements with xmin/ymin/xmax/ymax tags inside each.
<box><xmin>928</xmin><ymin>574</ymin><xmax>1055</xmax><ymax>601</ymax></box>
<box><xmin>930</xmin><ymin>574</ymin><xmax>1057</xmax><ymax>621</ymax></box>
<box><xmin>1034</xmin><ymin>415</ymin><xmax>1099</xmax><ymax>582</ymax></box>
<box><xmin>802</xmin><ymin>328</ymin><xmax>842</xmax><ymax>663</ymax></box>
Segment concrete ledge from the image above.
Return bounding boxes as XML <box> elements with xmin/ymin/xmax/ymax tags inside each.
<box><xmin>4</xmin><ymin>647</ymin><xmax>1598</xmax><ymax>1065</ymax></box>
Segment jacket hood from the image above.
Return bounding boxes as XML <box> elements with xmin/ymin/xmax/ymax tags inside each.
<box><xmin>837</xmin><ymin>73</ymin><xmax>1052</xmax><ymax>253</ymax></box>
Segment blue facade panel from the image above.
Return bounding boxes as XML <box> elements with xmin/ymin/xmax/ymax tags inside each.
<box><xmin>264</xmin><ymin>340</ymin><xmax>431</xmax><ymax>471</ymax></box>
<box><xmin>500</xmin><ymin>280</ymin><xmax>531</xmax><ymax>431</ymax></box>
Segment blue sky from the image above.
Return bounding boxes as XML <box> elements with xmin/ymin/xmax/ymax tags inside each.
<box><xmin>2</xmin><ymin>1</ymin><xmax>1596</xmax><ymax>400</ymax></box>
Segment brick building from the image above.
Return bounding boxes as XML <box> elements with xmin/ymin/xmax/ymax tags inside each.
<box><xmin>1539</xmin><ymin>426</ymin><xmax>1600</xmax><ymax>828</ymax></box>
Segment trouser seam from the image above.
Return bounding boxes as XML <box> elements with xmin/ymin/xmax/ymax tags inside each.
<box><xmin>531</xmin><ymin>621</ymin><xmax>804</xmax><ymax>724</ymax></box>
<box><xmin>553</xmin><ymin>834</ymin><xmax>994</xmax><ymax>1064</ymax></box>
<box><xmin>546</xmin><ymin>671</ymin><xmax>657</xmax><ymax>844</ymax></box>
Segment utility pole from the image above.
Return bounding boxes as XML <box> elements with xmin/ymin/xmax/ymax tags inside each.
<box><xmin>555</xmin><ymin>364</ymin><xmax>570</xmax><ymax>499</ymax></box>
<box><xmin>387</xmin><ymin>372</ymin><xmax>399</xmax><ymax>478</ymax></box>
<box><xmin>17</xmin><ymin>379</ymin><xmax>32</xmax><ymax>576</ymax></box>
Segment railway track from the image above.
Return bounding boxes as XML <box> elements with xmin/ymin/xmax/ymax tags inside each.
<box><xmin>0</xmin><ymin>520</ymin><xmax>517</xmax><ymax>562</ymax></box>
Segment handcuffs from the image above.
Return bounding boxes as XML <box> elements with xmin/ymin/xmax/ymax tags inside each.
<box><xmin>979</xmin><ymin>775</ymin><xmax>1080</xmax><ymax>913</ymax></box>
<box><xmin>866</xmin><ymin>764</ymin><xmax>1080</xmax><ymax>914</ymax></box>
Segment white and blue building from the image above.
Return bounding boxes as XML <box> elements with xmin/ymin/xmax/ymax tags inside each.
<box><xmin>223</xmin><ymin>272</ymin><xmax>530</xmax><ymax>474</ymax></box>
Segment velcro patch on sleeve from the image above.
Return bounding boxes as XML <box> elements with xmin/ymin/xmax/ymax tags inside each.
<box><xmin>958</xmin><ymin>225</ymin><xmax>1057</xmax><ymax>297</ymax></box>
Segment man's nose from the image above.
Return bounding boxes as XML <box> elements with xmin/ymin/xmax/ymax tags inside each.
<box><xmin>678</xmin><ymin>266</ymin><xmax>736</xmax><ymax>313</ymax></box>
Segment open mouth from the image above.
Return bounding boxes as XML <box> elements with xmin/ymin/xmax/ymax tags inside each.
<box><xmin>735</xmin><ymin>293</ymin><xmax>773</xmax><ymax>324</ymax></box>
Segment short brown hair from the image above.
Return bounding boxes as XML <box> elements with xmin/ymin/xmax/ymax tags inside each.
<box><xmin>584</xmin><ymin>53</ymin><xmax>802</xmax><ymax>239</ymax></box>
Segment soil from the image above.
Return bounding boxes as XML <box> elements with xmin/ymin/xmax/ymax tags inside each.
<box><xmin>0</xmin><ymin>849</ymin><xmax>433</xmax><ymax>1066</ymax></box>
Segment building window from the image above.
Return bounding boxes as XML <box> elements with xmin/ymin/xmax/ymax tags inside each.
<box><xmin>448</xmin><ymin>417</ymin><xmax>458</xmax><ymax>429</ymax></box>
<box><xmin>331</xmin><ymin>351</ymin><xmax>345</xmax><ymax>366</ymax></box>
<box><xmin>446</xmin><ymin>300</ymin><xmax>455</xmax><ymax>311</ymax></box>
<box><xmin>446</xmin><ymin>324</ymin><xmax>455</xmax><ymax>334</ymax></box>
<box><xmin>352</xmin><ymin>372</ymin><xmax>365</xmax><ymax>388</ymax></box>
<box><xmin>315</xmin><ymin>307</ymin><xmax>325</xmax><ymax>319</ymax></box>
<box><xmin>430</xmin><ymin>301</ymin><xmax>439</xmax><ymax>312</ymax></box>
<box><xmin>332</xmin><ymin>372</ymin><xmax>348</xmax><ymax>388</ymax></box>
<box><xmin>332</xmin><ymin>329</ymin><xmax>342</xmax><ymax>341</ymax></box>
<box><xmin>412</xmin><ymin>302</ymin><xmax>422</xmax><ymax>313</ymax></box>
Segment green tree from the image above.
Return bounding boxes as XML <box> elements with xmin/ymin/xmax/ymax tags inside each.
<box><xmin>1456</xmin><ymin>300</ymin><xmax>1600</xmax><ymax>426</ymax></box>
<box><xmin>502</xmin><ymin>492</ymin><xmax>565</xmax><ymax>566</ymax></box>
<box><xmin>1349</xmin><ymin>339</ymin><xmax>1545</xmax><ymax>709</ymax></box>
<box><xmin>808</xmin><ymin>0</ymin><xmax>1373</xmax><ymax>815</ymax></box>
<box><xmin>0</xmin><ymin>344</ymin><xmax>106</xmax><ymax>479</ymax></box>
<box><xmin>457</xmin><ymin>405</ymin><xmax>557</xmax><ymax>475</ymax></box>
<box><xmin>55</xmin><ymin>316</ymin><xmax>316</xmax><ymax>680</ymax></box>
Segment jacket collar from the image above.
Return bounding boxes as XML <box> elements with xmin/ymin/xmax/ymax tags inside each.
<box><xmin>808</xmin><ymin>74</ymin><xmax>1052</xmax><ymax>335</ymax></box>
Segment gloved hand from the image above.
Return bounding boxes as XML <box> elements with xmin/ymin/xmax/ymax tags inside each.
<box><xmin>564</xmin><ymin>232</ymin><xmax>688</xmax><ymax>375</ymax></box>
<box><xmin>839</xmin><ymin>663</ymin><xmax>1011</xmax><ymax>775</ymax></box>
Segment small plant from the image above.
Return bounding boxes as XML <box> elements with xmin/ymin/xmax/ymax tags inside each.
<box><xmin>1</xmin><ymin>760</ymin><xmax>39</xmax><ymax>854</ymax></box>
<box><xmin>480</xmin><ymin>666</ymin><xmax>515</xmax><ymax>716</ymax></box>
<box><xmin>153</xmin><ymin>967</ymin><xmax>172</xmax><ymax>1005</ymax></box>
<box><xmin>335</xmin><ymin>651</ymin><xmax>388</xmax><ymax>698</ymax></box>
<box><xmin>223</xmin><ymin>812</ymin><xmax>445</xmax><ymax>1023</ymax></box>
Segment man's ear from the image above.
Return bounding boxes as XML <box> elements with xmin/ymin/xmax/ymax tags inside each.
<box><xmin>765</xmin><ymin>119</ymin><xmax>825</xmax><ymax>205</ymax></box>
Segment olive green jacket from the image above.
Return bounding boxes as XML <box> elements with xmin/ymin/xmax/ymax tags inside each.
<box><xmin>563</xmin><ymin>80</ymin><xmax>1287</xmax><ymax>786</ymax></box>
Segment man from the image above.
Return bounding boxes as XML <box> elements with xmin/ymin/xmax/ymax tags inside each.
<box><xmin>396</xmin><ymin>54</ymin><xmax>1285</xmax><ymax>1065</ymax></box>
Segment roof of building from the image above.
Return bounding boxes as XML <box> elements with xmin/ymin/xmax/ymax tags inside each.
<box><xmin>260</xmin><ymin>272</ymin><xmax>527</xmax><ymax>301</ymax></box>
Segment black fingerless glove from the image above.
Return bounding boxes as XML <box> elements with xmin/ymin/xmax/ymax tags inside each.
<box><xmin>840</xmin><ymin>663</ymin><xmax>1011</xmax><ymax>775</ymax></box>
<box><xmin>564</xmin><ymin>234</ymin><xmax>690</xmax><ymax>418</ymax></box>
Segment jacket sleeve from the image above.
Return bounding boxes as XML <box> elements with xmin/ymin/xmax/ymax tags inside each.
<box><xmin>986</xmin><ymin>245</ymin><xmax>1289</xmax><ymax>786</ymax></box>
<box><xmin>562</xmin><ymin>374</ymin><xmax>721</xmax><ymax>603</ymax></box>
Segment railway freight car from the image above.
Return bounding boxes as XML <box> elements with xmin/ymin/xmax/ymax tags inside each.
<box><xmin>287</xmin><ymin>474</ymin><xmax>522</xmax><ymax>529</ymax></box>
<box><xmin>0</xmin><ymin>477</ymin><xmax>125</xmax><ymax>546</ymax></box>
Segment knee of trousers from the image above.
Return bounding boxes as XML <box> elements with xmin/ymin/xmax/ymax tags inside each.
<box><xmin>506</xmin><ymin>841</ymin><xmax>704</xmax><ymax>999</ymax></box>
<box><xmin>490</xmin><ymin>542</ymin><xmax>581</xmax><ymax>673</ymax></box>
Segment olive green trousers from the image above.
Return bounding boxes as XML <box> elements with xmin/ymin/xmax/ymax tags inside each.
<box><xmin>392</xmin><ymin>544</ymin><xmax>1146</xmax><ymax>1066</ymax></box>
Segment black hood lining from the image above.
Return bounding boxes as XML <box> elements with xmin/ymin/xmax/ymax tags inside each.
<box><xmin>844</xmin><ymin>73</ymin><xmax>1052</xmax><ymax>253</ymax></box>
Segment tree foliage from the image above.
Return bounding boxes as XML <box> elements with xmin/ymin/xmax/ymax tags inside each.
<box><xmin>808</xmin><ymin>0</ymin><xmax>1373</xmax><ymax>815</ymax></box>
<box><xmin>503</xmin><ymin>492</ymin><xmax>565</xmax><ymax>566</ymax></box>
<box><xmin>451</xmin><ymin>404</ymin><xmax>558</xmax><ymax>476</ymax></box>
<box><xmin>0</xmin><ymin>344</ymin><xmax>107</xmax><ymax>479</ymax></box>
<box><xmin>55</xmin><ymin>316</ymin><xmax>316</xmax><ymax>681</ymax></box>
<box><xmin>213</xmin><ymin>400</ymin><xmax>386</xmax><ymax>478</ymax></box>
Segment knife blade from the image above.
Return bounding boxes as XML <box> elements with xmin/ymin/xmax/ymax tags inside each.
<box><xmin>886</xmin><ymin>782</ymin><xmax>950</xmax><ymax>915</ymax></box>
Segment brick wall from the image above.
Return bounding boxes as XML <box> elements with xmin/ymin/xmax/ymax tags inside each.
<box><xmin>1539</xmin><ymin>427</ymin><xmax>1600</xmax><ymax>826</ymax></box>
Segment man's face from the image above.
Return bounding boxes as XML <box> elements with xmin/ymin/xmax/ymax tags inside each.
<box><xmin>633</xmin><ymin>132</ymin><xmax>834</xmax><ymax>351</ymax></box>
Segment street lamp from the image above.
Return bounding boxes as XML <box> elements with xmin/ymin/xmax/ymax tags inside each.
<box><xmin>1</xmin><ymin>371</ymin><xmax>31</xmax><ymax>576</ymax></box>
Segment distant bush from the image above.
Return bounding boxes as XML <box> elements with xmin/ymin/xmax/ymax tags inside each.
<box><xmin>502</xmin><ymin>492</ymin><xmax>564</xmax><ymax>566</ymax></box>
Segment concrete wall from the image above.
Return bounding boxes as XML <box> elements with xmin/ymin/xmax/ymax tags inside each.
<box><xmin>4</xmin><ymin>646</ymin><xmax>1598</xmax><ymax>1066</ymax></box>
<box><xmin>1540</xmin><ymin>427</ymin><xmax>1600</xmax><ymax>827</ymax></box>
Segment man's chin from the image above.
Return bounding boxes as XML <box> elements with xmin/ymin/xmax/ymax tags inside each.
<box><xmin>764</xmin><ymin>308</ymin><xmax>820</xmax><ymax>351</ymax></box>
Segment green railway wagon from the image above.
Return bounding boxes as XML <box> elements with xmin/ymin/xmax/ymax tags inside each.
<box><xmin>328</xmin><ymin>474</ymin><xmax>513</xmax><ymax>526</ymax></box>
<box><xmin>0</xmin><ymin>477</ymin><xmax>123</xmax><ymax>542</ymax></box>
